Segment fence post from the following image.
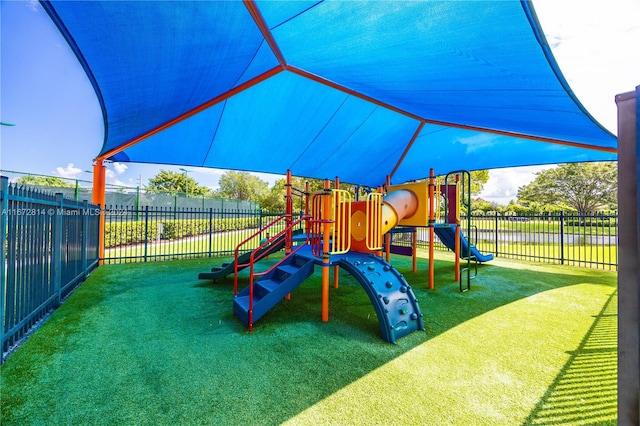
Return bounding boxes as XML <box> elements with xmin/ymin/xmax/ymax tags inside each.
<box><xmin>208</xmin><ymin>208</ymin><xmax>213</xmax><ymax>257</ymax></box>
<box><xmin>81</xmin><ymin>200</ymin><xmax>88</xmax><ymax>279</ymax></box>
<box><xmin>259</xmin><ymin>209</ymin><xmax>264</xmax><ymax>240</ymax></box>
<box><xmin>559</xmin><ymin>211</ymin><xmax>565</xmax><ymax>265</ymax></box>
<box><xmin>0</xmin><ymin>177</ymin><xmax>8</xmax><ymax>362</ymax></box>
<box><xmin>52</xmin><ymin>193</ymin><xmax>64</xmax><ymax>306</ymax></box>
<box><xmin>144</xmin><ymin>206</ymin><xmax>149</xmax><ymax>262</ymax></box>
<box><xmin>494</xmin><ymin>211</ymin><xmax>499</xmax><ymax>257</ymax></box>
<box><xmin>135</xmin><ymin>186</ymin><xmax>140</xmax><ymax>221</ymax></box>
<box><xmin>173</xmin><ymin>195</ymin><xmax>178</xmax><ymax>220</ymax></box>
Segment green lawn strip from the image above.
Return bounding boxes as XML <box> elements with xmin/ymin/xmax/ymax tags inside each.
<box><xmin>0</xmin><ymin>254</ymin><xmax>616</xmax><ymax>425</ymax></box>
<box><xmin>104</xmin><ymin>229</ymin><xmax>264</xmax><ymax>262</ymax></box>
<box><xmin>472</xmin><ymin>242</ymin><xmax>618</xmax><ymax>268</ymax></box>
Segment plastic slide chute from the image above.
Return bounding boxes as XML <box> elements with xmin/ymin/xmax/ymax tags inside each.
<box><xmin>381</xmin><ymin>190</ymin><xmax>419</xmax><ymax>234</ymax></box>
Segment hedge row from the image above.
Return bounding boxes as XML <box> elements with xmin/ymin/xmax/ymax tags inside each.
<box><xmin>104</xmin><ymin>217</ymin><xmax>261</xmax><ymax>248</ymax></box>
<box><xmin>565</xmin><ymin>219</ymin><xmax>616</xmax><ymax>227</ymax></box>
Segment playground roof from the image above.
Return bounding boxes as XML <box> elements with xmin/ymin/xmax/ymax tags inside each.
<box><xmin>41</xmin><ymin>0</ymin><xmax>616</xmax><ymax>187</ymax></box>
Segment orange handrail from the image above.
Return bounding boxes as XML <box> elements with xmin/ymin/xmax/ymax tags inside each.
<box><xmin>233</xmin><ymin>214</ymin><xmax>307</xmax><ymax>294</ymax></box>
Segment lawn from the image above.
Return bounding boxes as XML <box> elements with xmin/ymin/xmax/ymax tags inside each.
<box><xmin>0</xmin><ymin>252</ymin><xmax>617</xmax><ymax>425</ymax></box>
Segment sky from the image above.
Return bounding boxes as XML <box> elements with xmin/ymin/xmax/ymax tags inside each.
<box><xmin>1</xmin><ymin>0</ymin><xmax>638</xmax><ymax>204</ymax></box>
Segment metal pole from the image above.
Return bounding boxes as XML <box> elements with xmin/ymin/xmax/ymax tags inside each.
<box><xmin>495</xmin><ymin>210</ymin><xmax>499</xmax><ymax>257</ymax></box>
<box><xmin>333</xmin><ymin>175</ymin><xmax>339</xmax><ymax>289</ymax></box>
<box><xmin>91</xmin><ymin>161</ymin><xmax>106</xmax><ymax>265</ymax></box>
<box><xmin>52</xmin><ymin>193</ymin><xmax>64</xmax><ymax>306</ymax></box>
<box><xmin>559</xmin><ymin>211</ymin><xmax>565</xmax><ymax>265</ymax></box>
<box><xmin>428</xmin><ymin>169</ymin><xmax>435</xmax><ymax>290</ymax></box>
<box><xmin>144</xmin><ymin>206</ymin><xmax>149</xmax><ymax>262</ymax></box>
<box><xmin>321</xmin><ymin>179</ymin><xmax>331</xmax><ymax>322</ymax></box>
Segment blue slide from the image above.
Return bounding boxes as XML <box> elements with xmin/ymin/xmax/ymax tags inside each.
<box><xmin>433</xmin><ymin>225</ymin><xmax>494</xmax><ymax>263</ymax></box>
<box><xmin>337</xmin><ymin>252</ymin><xmax>424</xmax><ymax>344</ymax></box>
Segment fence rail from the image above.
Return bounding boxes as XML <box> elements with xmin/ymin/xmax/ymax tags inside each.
<box><xmin>412</xmin><ymin>212</ymin><xmax>618</xmax><ymax>270</ymax></box>
<box><xmin>1</xmin><ymin>177</ymin><xmax>100</xmax><ymax>362</ymax></box>
<box><xmin>102</xmin><ymin>207</ymin><xmax>618</xmax><ymax>271</ymax></box>
<box><xmin>102</xmin><ymin>206</ymin><xmax>290</xmax><ymax>264</ymax></box>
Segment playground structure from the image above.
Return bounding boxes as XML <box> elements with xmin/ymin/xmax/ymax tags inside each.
<box><xmin>200</xmin><ymin>169</ymin><xmax>493</xmax><ymax>343</ymax></box>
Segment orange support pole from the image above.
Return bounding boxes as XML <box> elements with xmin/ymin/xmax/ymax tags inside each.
<box><xmin>385</xmin><ymin>233</ymin><xmax>391</xmax><ymax>262</ymax></box>
<box><xmin>333</xmin><ymin>176</ymin><xmax>340</xmax><ymax>289</ymax></box>
<box><xmin>412</xmin><ymin>227</ymin><xmax>417</xmax><ymax>273</ymax></box>
<box><xmin>382</xmin><ymin>182</ymin><xmax>391</xmax><ymax>261</ymax></box>
<box><xmin>92</xmin><ymin>160</ymin><xmax>106</xmax><ymax>265</ymax></box>
<box><xmin>304</xmin><ymin>181</ymin><xmax>310</xmax><ymax>235</ymax></box>
<box><xmin>321</xmin><ymin>179</ymin><xmax>331</xmax><ymax>322</ymax></box>
<box><xmin>284</xmin><ymin>170</ymin><xmax>293</xmax><ymax>300</ymax></box>
<box><xmin>285</xmin><ymin>170</ymin><xmax>293</xmax><ymax>255</ymax></box>
<box><xmin>428</xmin><ymin>169</ymin><xmax>435</xmax><ymax>290</ymax></box>
<box><xmin>454</xmin><ymin>174</ymin><xmax>461</xmax><ymax>282</ymax></box>
<box><xmin>376</xmin><ymin>185</ymin><xmax>385</xmax><ymax>259</ymax></box>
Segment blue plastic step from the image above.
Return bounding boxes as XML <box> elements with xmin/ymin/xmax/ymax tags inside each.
<box><xmin>233</xmin><ymin>253</ymin><xmax>315</xmax><ymax>328</ymax></box>
<box><xmin>255</xmin><ymin>279</ymin><xmax>279</xmax><ymax>294</ymax></box>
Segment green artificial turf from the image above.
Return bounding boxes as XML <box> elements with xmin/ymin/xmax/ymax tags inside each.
<box><xmin>0</xmin><ymin>253</ymin><xmax>617</xmax><ymax>425</ymax></box>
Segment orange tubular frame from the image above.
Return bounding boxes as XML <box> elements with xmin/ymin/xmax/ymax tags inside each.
<box><xmin>428</xmin><ymin>169</ymin><xmax>435</xmax><ymax>290</ymax></box>
<box><xmin>92</xmin><ymin>160</ymin><xmax>106</xmax><ymax>264</ymax></box>
<box><xmin>333</xmin><ymin>177</ymin><xmax>340</xmax><ymax>289</ymax></box>
<box><xmin>321</xmin><ymin>179</ymin><xmax>331</xmax><ymax>322</ymax></box>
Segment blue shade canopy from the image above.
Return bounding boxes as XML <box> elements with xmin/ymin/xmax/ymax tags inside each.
<box><xmin>41</xmin><ymin>0</ymin><xmax>616</xmax><ymax>187</ymax></box>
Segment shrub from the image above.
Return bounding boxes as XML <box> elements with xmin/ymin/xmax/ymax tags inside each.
<box><xmin>104</xmin><ymin>217</ymin><xmax>262</xmax><ymax>248</ymax></box>
<box><xmin>565</xmin><ymin>219</ymin><xmax>614</xmax><ymax>227</ymax></box>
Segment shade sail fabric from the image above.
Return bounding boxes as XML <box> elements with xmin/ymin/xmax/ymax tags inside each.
<box><xmin>41</xmin><ymin>0</ymin><xmax>616</xmax><ymax>187</ymax></box>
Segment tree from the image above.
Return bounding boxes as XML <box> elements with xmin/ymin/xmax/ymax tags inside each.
<box><xmin>470</xmin><ymin>170</ymin><xmax>489</xmax><ymax>196</ymax></box>
<box><xmin>16</xmin><ymin>175</ymin><xmax>74</xmax><ymax>188</ymax></box>
<box><xmin>517</xmin><ymin>162</ymin><xmax>617</xmax><ymax>215</ymax></box>
<box><xmin>259</xmin><ymin>176</ymin><xmax>328</xmax><ymax>212</ymax></box>
<box><xmin>147</xmin><ymin>170</ymin><xmax>211</xmax><ymax>196</ymax></box>
<box><xmin>260</xmin><ymin>175</ymin><xmax>370</xmax><ymax>212</ymax></box>
<box><xmin>260</xmin><ymin>179</ymin><xmax>287</xmax><ymax>212</ymax></box>
<box><xmin>214</xmin><ymin>171</ymin><xmax>269</xmax><ymax>203</ymax></box>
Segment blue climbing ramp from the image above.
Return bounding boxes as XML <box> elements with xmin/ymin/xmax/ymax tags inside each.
<box><xmin>433</xmin><ymin>225</ymin><xmax>494</xmax><ymax>263</ymax></box>
<box><xmin>337</xmin><ymin>252</ymin><xmax>425</xmax><ymax>344</ymax></box>
<box><xmin>233</xmin><ymin>252</ymin><xmax>315</xmax><ymax>328</ymax></box>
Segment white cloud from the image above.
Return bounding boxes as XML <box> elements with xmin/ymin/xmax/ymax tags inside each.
<box><xmin>479</xmin><ymin>165</ymin><xmax>555</xmax><ymax>205</ymax></box>
<box><xmin>109</xmin><ymin>178</ymin><xmax>128</xmax><ymax>187</ymax></box>
<box><xmin>112</xmin><ymin>162</ymin><xmax>128</xmax><ymax>174</ymax></box>
<box><xmin>27</xmin><ymin>0</ymin><xmax>40</xmax><ymax>13</ymax></box>
<box><xmin>533</xmin><ymin>0</ymin><xmax>640</xmax><ymax>133</ymax></box>
<box><xmin>53</xmin><ymin>163</ymin><xmax>82</xmax><ymax>179</ymax></box>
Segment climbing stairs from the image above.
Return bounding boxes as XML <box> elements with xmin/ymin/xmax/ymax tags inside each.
<box><xmin>233</xmin><ymin>253</ymin><xmax>315</xmax><ymax>328</ymax></box>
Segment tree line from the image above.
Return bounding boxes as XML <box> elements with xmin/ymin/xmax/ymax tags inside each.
<box><xmin>14</xmin><ymin>162</ymin><xmax>617</xmax><ymax>215</ymax></box>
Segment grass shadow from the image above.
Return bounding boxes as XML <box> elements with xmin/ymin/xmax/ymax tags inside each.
<box><xmin>523</xmin><ymin>290</ymin><xmax>617</xmax><ymax>425</ymax></box>
<box><xmin>0</xmin><ymin>253</ymin><xmax>616</xmax><ymax>425</ymax></box>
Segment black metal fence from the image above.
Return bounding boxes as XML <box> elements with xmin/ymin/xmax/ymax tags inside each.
<box><xmin>102</xmin><ymin>207</ymin><xmax>618</xmax><ymax>271</ymax></box>
<box><xmin>414</xmin><ymin>212</ymin><xmax>618</xmax><ymax>270</ymax></box>
<box><xmin>101</xmin><ymin>206</ymin><xmax>289</xmax><ymax>264</ymax></box>
<box><xmin>0</xmin><ymin>196</ymin><xmax>618</xmax><ymax>362</ymax></box>
<box><xmin>1</xmin><ymin>177</ymin><xmax>100</xmax><ymax>361</ymax></box>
